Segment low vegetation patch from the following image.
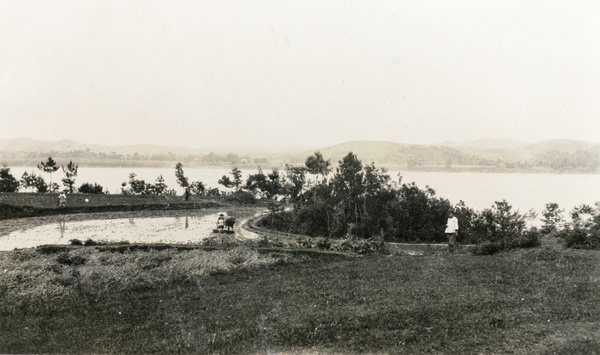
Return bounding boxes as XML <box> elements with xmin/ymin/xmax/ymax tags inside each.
<box><xmin>1</xmin><ymin>243</ymin><xmax>598</xmax><ymax>354</ymax></box>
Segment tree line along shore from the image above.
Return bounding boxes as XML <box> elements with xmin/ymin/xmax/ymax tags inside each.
<box><xmin>1</xmin><ymin>151</ymin><xmax>599</xmax><ymax>252</ymax></box>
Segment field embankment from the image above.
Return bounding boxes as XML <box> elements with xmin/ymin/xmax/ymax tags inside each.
<box><xmin>0</xmin><ymin>192</ymin><xmax>233</xmax><ymax>220</ymax></box>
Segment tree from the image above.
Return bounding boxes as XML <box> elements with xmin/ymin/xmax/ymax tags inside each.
<box><xmin>121</xmin><ymin>173</ymin><xmax>147</xmax><ymax>195</ymax></box>
<box><xmin>266</xmin><ymin>170</ymin><xmax>282</xmax><ymax>197</ymax></box>
<box><xmin>61</xmin><ymin>161</ymin><xmax>78</xmax><ymax>193</ymax></box>
<box><xmin>231</xmin><ymin>167</ymin><xmax>243</xmax><ymax>189</ymax></box>
<box><xmin>174</xmin><ymin>162</ymin><xmax>189</xmax><ymax>189</ymax></box>
<box><xmin>305</xmin><ymin>151</ymin><xmax>331</xmax><ymax>185</ymax></box>
<box><xmin>20</xmin><ymin>171</ymin><xmax>49</xmax><ymax>193</ymax></box>
<box><xmin>472</xmin><ymin>200</ymin><xmax>527</xmax><ymax>247</ymax></box>
<box><xmin>281</xmin><ymin>164</ymin><xmax>306</xmax><ymax>201</ymax></box>
<box><xmin>190</xmin><ymin>181</ymin><xmax>206</xmax><ymax>196</ymax></box>
<box><xmin>20</xmin><ymin>172</ymin><xmax>36</xmax><ymax>192</ymax></box>
<box><xmin>37</xmin><ymin>157</ymin><xmax>59</xmax><ymax>187</ymax></box>
<box><xmin>218</xmin><ymin>175</ymin><xmax>235</xmax><ymax>189</ymax></box>
<box><xmin>153</xmin><ymin>175</ymin><xmax>168</xmax><ymax>195</ymax></box>
<box><xmin>541</xmin><ymin>202</ymin><xmax>565</xmax><ymax>233</ymax></box>
<box><xmin>219</xmin><ymin>168</ymin><xmax>243</xmax><ymax>190</ymax></box>
<box><xmin>332</xmin><ymin>152</ymin><xmax>364</xmax><ymax>234</ymax></box>
<box><xmin>33</xmin><ymin>175</ymin><xmax>49</xmax><ymax>193</ymax></box>
<box><xmin>0</xmin><ymin>166</ymin><xmax>20</xmax><ymax>192</ymax></box>
<box><xmin>245</xmin><ymin>167</ymin><xmax>268</xmax><ymax>195</ymax></box>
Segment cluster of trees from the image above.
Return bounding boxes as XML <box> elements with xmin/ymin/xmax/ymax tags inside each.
<box><xmin>253</xmin><ymin>151</ymin><xmax>544</xmax><ymax>254</ymax></box>
<box><xmin>0</xmin><ymin>158</ymin><xmax>92</xmax><ymax>194</ymax></box>
<box><xmin>120</xmin><ymin>173</ymin><xmax>174</xmax><ymax>196</ymax></box>
<box><xmin>539</xmin><ymin>202</ymin><xmax>600</xmax><ymax>249</ymax></box>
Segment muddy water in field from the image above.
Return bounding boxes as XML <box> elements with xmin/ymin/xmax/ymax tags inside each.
<box><xmin>0</xmin><ymin>207</ymin><xmax>264</xmax><ymax>251</ymax></box>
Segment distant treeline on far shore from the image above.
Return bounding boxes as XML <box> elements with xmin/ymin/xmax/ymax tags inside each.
<box><xmin>2</xmin><ymin>151</ymin><xmax>599</xmax><ymax>174</ymax></box>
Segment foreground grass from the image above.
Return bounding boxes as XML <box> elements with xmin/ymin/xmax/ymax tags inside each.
<box><xmin>1</xmin><ymin>244</ymin><xmax>599</xmax><ymax>354</ymax></box>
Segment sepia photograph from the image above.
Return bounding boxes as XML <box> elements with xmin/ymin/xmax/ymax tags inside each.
<box><xmin>1</xmin><ymin>1</ymin><xmax>599</xmax><ymax>353</ymax></box>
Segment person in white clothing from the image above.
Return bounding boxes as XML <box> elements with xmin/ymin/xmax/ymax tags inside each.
<box><xmin>445</xmin><ymin>211</ymin><xmax>459</xmax><ymax>253</ymax></box>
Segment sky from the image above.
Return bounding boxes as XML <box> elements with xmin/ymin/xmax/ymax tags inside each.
<box><xmin>1</xmin><ymin>0</ymin><xmax>599</xmax><ymax>151</ymax></box>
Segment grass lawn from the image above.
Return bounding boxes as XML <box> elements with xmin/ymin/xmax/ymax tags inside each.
<box><xmin>1</xmin><ymin>239</ymin><xmax>599</xmax><ymax>354</ymax></box>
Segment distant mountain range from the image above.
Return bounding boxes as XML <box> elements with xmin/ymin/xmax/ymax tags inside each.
<box><xmin>1</xmin><ymin>137</ymin><xmax>599</xmax><ymax>173</ymax></box>
<box><xmin>305</xmin><ymin>139</ymin><xmax>599</xmax><ymax>168</ymax></box>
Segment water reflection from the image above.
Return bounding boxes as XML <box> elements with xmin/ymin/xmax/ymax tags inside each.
<box><xmin>58</xmin><ymin>217</ymin><xmax>66</xmax><ymax>238</ymax></box>
<box><xmin>0</xmin><ymin>212</ymin><xmax>242</xmax><ymax>251</ymax></box>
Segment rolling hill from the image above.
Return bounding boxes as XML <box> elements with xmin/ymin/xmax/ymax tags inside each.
<box><xmin>1</xmin><ymin>137</ymin><xmax>599</xmax><ymax>173</ymax></box>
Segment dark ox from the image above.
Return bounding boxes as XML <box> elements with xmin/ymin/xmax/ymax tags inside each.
<box><xmin>224</xmin><ymin>217</ymin><xmax>235</xmax><ymax>231</ymax></box>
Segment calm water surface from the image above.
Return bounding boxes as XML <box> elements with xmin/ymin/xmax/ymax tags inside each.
<box><xmin>10</xmin><ymin>167</ymin><xmax>599</xmax><ymax>213</ymax></box>
<box><xmin>0</xmin><ymin>211</ymin><xmax>260</xmax><ymax>251</ymax></box>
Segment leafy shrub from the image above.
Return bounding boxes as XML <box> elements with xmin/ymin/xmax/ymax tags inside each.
<box><xmin>553</xmin><ymin>202</ymin><xmax>600</xmax><ymax>249</ymax></box>
<box><xmin>558</xmin><ymin>228</ymin><xmax>600</xmax><ymax>249</ymax></box>
<box><xmin>205</xmin><ymin>187</ymin><xmax>222</xmax><ymax>197</ymax></box>
<box><xmin>296</xmin><ymin>240</ymin><xmax>313</xmax><ymax>249</ymax></box>
<box><xmin>56</xmin><ymin>252</ymin><xmax>86</xmax><ymax>266</ymax></box>
<box><xmin>316</xmin><ymin>238</ymin><xmax>332</xmax><ymax>250</ymax></box>
<box><xmin>202</xmin><ymin>236</ymin><xmax>219</xmax><ymax>246</ymax></box>
<box><xmin>471</xmin><ymin>229</ymin><xmax>541</xmax><ymax>255</ymax></box>
<box><xmin>540</xmin><ymin>202</ymin><xmax>565</xmax><ymax>234</ymax></box>
<box><xmin>0</xmin><ymin>166</ymin><xmax>20</xmax><ymax>192</ymax></box>
<box><xmin>70</xmin><ymin>239</ymin><xmax>83</xmax><ymax>246</ymax></box>
<box><xmin>509</xmin><ymin>229</ymin><xmax>541</xmax><ymax>249</ymax></box>
<box><xmin>257</xmin><ymin>236</ymin><xmax>271</xmax><ymax>248</ymax></box>
<box><xmin>78</xmin><ymin>183</ymin><xmax>104</xmax><ymax>194</ymax></box>
<box><xmin>224</xmin><ymin>190</ymin><xmax>256</xmax><ymax>204</ymax></box>
<box><xmin>84</xmin><ymin>239</ymin><xmax>98</xmax><ymax>246</ymax></box>
<box><xmin>336</xmin><ymin>234</ymin><xmax>388</xmax><ymax>254</ymax></box>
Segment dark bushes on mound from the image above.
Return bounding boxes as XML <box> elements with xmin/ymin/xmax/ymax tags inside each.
<box><xmin>224</xmin><ymin>190</ymin><xmax>256</xmax><ymax>204</ymax></box>
<box><xmin>471</xmin><ymin>229</ymin><xmax>541</xmax><ymax>255</ymax></box>
<box><xmin>558</xmin><ymin>228</ymin><xmax>600</xmax><ymax>249</ymax></box>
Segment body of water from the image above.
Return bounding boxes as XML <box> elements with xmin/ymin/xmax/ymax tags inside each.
<box><xmin>8</xmin><ymin>166</ymin><xmax>600</xmax><ymax>216</ymax></box>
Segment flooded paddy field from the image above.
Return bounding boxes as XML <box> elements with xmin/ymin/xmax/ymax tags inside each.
<box><xmin>0</xmin><ymin>206</ymin><xmax>266</xmax><ymax>251</ymax></box>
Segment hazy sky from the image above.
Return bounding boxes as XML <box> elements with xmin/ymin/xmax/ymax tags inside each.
<box><xmin>1</xmin><ymin>1</ymin><xmax>599</xmax><ymax>150</ymax></box>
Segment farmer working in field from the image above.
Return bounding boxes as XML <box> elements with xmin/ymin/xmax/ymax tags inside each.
<box><xmin>216</xmin><ymin>213</ymin><xmax>225</xmax><ymax>231</ymax></box>
<box><xmin>445</xmin><ymin>211</ymin><xmax>459</xmax><ymax>253</ymax></box>
<box><xmin>58</xmin><ymin>192</ymin><xmax>67</xmax><ymax>208</ymax></box>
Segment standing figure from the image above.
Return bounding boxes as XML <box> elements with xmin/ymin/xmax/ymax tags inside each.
<box><xmin>58</xmin><ymin>192</ymin><xmax>67</xmax><ymax>208</ymax></box>
<box><xmin>216</xmin><ymin>213</ymin><xmax>225</xmax><ymax>231</ymax></box>
<box><xmin>445</xmin><ymin>211</ymin><xmax>459</xmax><ymax>253</ymax></box>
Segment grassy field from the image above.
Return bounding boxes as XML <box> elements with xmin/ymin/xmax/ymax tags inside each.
<box><xmin>1</xmin><ymin>237</ymin><xmax>598</xmax><ymax>354</ymax></box>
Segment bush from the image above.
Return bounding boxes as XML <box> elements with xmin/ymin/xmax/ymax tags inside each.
<box><xmin>336</xmin><ymin>234</ymin><xmax>388</xmax><ymax>254</ymax></box>
<box><xmin>0</xmin><ymin>166</ymin><xmax>20</xmax><ymax>192</ymax></box>
<box><xmin>224</xmin><ymin>190</ymin><xmax>256</xmax><ymax>204</ymax></box>
<box><xmin>56</xmin><ymin>252</ymin><xmax>86</xmax><ymax>266</ymax></box>
<box><xmin>296</xmin><ymin>240</ymin><xmax>313</xmax><ymax>249</ymax></box>
<box><xmin>470</xmin><ymin>241</ymin><xmax>502</xmax><ymax>256</ymax></box>
<box><xmin>257</xmin><ymin>235</ymin><xmax>270</xmax><ymax>248</ymax></box>
<box><xmin>84</xmin><ymin>239</ymin><xmax>98</xmax><ymax>246</ymax></box>
<box><xmin>316</xmin><ymin>238</ymin><xmax>332</xmax><ymax>250</ymax></box>
<box><xmin>471</xmin><ymin>229</ymin><xmax>541</xmax><ymax>255</ymax></box>
<box><xmin>70</xmin><ymin>239</ymin><xmax>83</xmax><ymax>246</ymax></box>
<box><xmin>558</xmin><ymin>228</ymin><xmax>600</xmax><ymax>249</ymax></box>
<box><xmin>79</xmin><ymin>183</ymin><xmax>104</xmax><ymax>194</ymax></box>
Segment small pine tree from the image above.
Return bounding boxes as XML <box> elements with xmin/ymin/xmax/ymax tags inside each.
<box><xmin>153</xmin><ymin>175</ymin><xmax>168</xmax><ymax>195</ymax></box>
<box><xmin>175</xmin><ymin>162</ymin><xmax>189</xmax><ymax>189</ymax></box>
<box><xmin>62</xmin><ymin>161</ymin><xmax>78</xmax><ymax>193</ymax></box>
<box><xmin>38</xmin><ymin>157</ymin><xmax>59</xmax><ymax>186</ymax></box>
<box><xmin>0</xmin><ymin>166</ymin><xmax>20</xmax><ymax>192</ymax></box>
